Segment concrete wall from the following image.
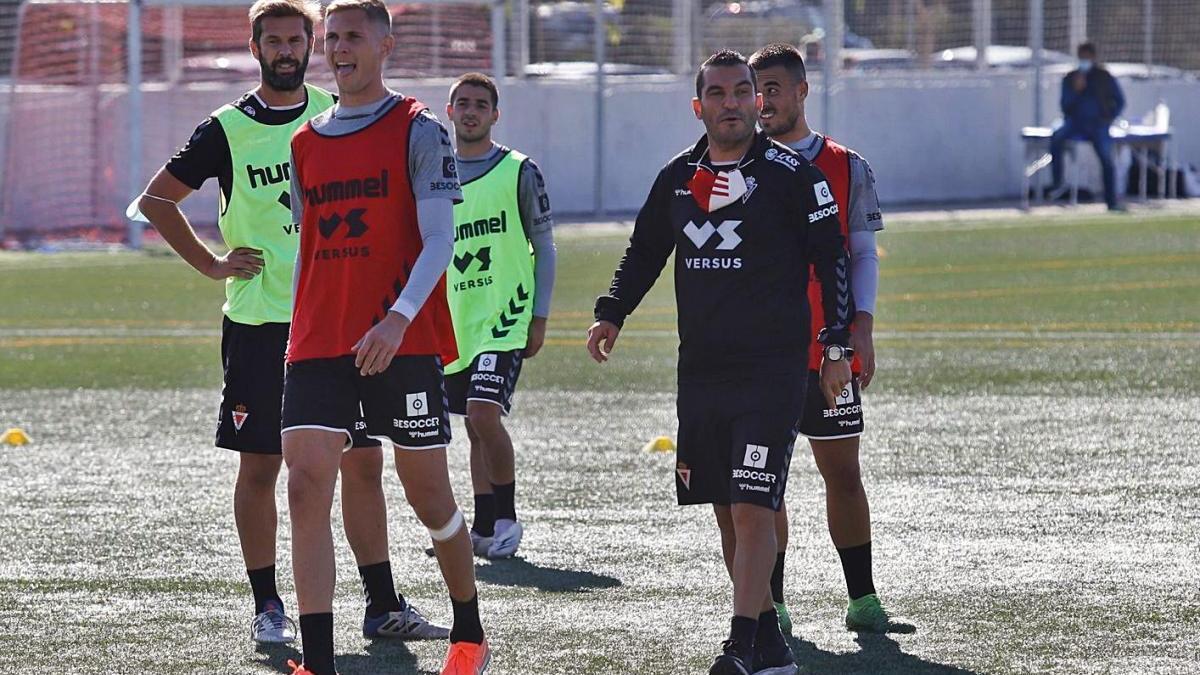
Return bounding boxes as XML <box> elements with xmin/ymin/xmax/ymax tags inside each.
<box><xmin>3</xmin><ymin>71</ymin><xmax>1197</xmax><ymax>235</ymax></box>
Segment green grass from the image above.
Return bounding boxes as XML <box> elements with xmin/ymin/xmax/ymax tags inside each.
<box><xmin>0</xmin><ymin>212</ymin><xmax>1198</xmax><ymax>674</ymax></box>
<box><xmin>2</xmin><ymin>212</ymin><xmax>1198</xmax><ymax>393</ymax></box>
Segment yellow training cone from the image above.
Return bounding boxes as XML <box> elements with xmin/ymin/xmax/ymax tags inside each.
<box><xmin>643</xmin><ymin>436</ymin><xmax>675</xmax><ymax>453</ymax></box>
<box><xmin>2</xmin><ymin>428</ymin><xmax>31</xmax><ymax>446</ymax></box>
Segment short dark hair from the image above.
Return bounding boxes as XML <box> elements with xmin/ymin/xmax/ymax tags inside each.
<box><xmin>1077</xmin><ymin>42</ymin><xmax>1097</xmax><ymax>57</ymax></box>
<box><xmin>450</xmin><ymin>72</ymin><xmax>499</xmax><ymax>108</ymax></box>
<box><xmin>249</xmin><ymin>0</ymin><xmax>320</xmax><ymax>44</ymax></box>
<box><xmin>695</xmin><ymin>49</ymin><xmax>757</xmax><ymax>98</ymax></box>
<box><xmin>325</xmin><ymin>0</ymin><xmax>392</xmax><ymax>34</ymax></box>
<box><xmin>748</xmin><ymin>43</ymin><xmax>807</xmax><ymax>82</ymax></box>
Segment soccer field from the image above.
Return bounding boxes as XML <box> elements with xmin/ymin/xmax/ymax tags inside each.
<box><xmin>1</xmin><ymin>212</ymin><xmax>1197</xmax><ymax>674</ymax></box>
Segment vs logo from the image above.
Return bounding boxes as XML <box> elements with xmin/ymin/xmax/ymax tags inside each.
<box><xmin>318</xmin><ymin>208</ymin><xmax>368</xmax><ymax>239</ymax></box>
<box><xmin>683</xmin><ymin>220</ymin><xmax>742</xmax><ymax>250</ymax></box>
<box><xmin>453</xmin><ymin>246</ymin><xmax>492</xmax><ymax>273</ymax></box>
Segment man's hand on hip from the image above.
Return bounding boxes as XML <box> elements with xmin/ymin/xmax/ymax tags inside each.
<box><xmin>206</xmin><ymin>247</ymin><xmax>264</xmax><ymax>281</ymax></box>
<box><xmin>353</xmin><ymin>311</ymin><xmax>411</xmax><ymax>376</ymax></box>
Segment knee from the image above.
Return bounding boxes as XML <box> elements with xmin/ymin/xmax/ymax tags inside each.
<box><xmin>287</xmin><ymin>462</ymin><xmax>336</xmax><ymax>512</ymax></box>
<box><xmin>238</xmin><ymin>455</ymin><xmax>282</xmax><ymax>491</ymax></box>
<box><xmin>340</xmin><ymin>449</ymin><xmax>383</xmax><ymax>487</ymax></box>
<box><xmin>730</xmin><ymin>503</ymin><xmax>775</xmax><ymax>532</ymax></box>
<box><xmin>407</xmin><ymin>489</ymin><xmax>458</xmax><ymax>530</ymax></box>
<box><xmin>821</xmin><ymin>463</ymin><xmax>865</xmax><ymax>497</ymax></box>
<box><xmin>466</xmin><ymin>404</ymin><xmax>503</xmax><ymax>439</ymax></box>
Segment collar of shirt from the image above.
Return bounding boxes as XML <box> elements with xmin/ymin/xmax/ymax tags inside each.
<box><xmin>687</xmin><ymin>131</ymin><xmax>769</xmax><ymax>174</ymax></box>
<box><xmin>786</xmin><ymin>132</ymin><xmax>823</xmax><ymax>162</ymax></box>
<box><xmin>455</xmin><ymin>141</ymin><xmax>505</xmax><ymax>164</ymax></box>
<box><xmin>332</xmin><ymin>90</ymin><xmax>400</xmax><ymax>121</ymax></box>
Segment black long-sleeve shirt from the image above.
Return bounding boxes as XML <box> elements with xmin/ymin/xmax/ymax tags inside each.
<box><xmin>595</xmin><ymin>131</ymin><xmax>853</xmax><ymax>383</ymax></box>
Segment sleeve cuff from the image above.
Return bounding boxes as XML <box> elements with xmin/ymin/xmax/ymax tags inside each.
<box><xmin>593</xmin><ymin>295</ymin><xmax>627</xmax><ymax>328</ymax></box>
<box><xmin>390</xmin><ymin>298</ymin><xmax>418</xmax><ymax>321</ymax></box>
<box><xmin>817</xmin><ymin>327</ymin><xmax>851</xmax><ymax>347</ymax></box>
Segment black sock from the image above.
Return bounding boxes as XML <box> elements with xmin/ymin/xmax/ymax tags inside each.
<box><xmin>728</xmin><ymin>615</ymin><xmax>757</xmax><ymax>661</ymax></box>
<box><xmin>449</xmin><ymin>593</ymin><xmax>486</xmax><ymax>644</ymax></box>
<box><xmin>770</xmin><ymin>552</ymin><xmax>786</xmax><ymax>604</ymax></box>
<box><xmin>471</xmin><ymin>493</ymin><xmax>496</xmax><ymax>537</ymax></box>
<box><xmin>837</xmin><ymin>541</ymin><xmax>876</xmax><ymax>600</ymax></box>
<box><xmin>493</xmin><ymin>481</ymin><xmax>516</xmax><ymax>522</ymax></box>
<box><xmin>756</xmin><ymin>608</ymin><xmax>783</xmax><ymax>647</ymax></box>
<box><xmin>247</xmin><ymin>565</ymin><xmax>281</xmax><ymax>614</ymax></box>
<box><xmin>298</xmin><ymin>613</ymin><xmax>335</xmax><ymax>675</ymax></box>
<box><xmin>358</xmin><ymin>561</ymin><xmax>404</xmax><ymax>617</ymax></box>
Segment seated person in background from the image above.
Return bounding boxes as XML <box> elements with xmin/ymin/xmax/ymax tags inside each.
<box><xmin>1049</xmin><ymin>42</ymin><xmax>1126</xmax><ymax>211</ymax></box>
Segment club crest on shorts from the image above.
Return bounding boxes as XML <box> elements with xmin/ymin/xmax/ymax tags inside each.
<box><xmin>405</xmin><ymin>392</ymin><xmax>428</xmax><ymax>417</ymax></box>
<box><xmin>478</xmin><ymin>354</ymin><xmax>497</xmax><ymax>372</ymax></box>
<box><xmin>676</xmin><ymin>461</ymin><xmax>691</xmax><ymax>490</ymax></box>
<box><xmin>232</xmin><ymin>404</ymin><xmax>249</xmax><ymax>431</ymax></box>
<box><xmin>743</xmin><ymin>444</ymin><xmax>768</xmax><ymax>469</ymax></box>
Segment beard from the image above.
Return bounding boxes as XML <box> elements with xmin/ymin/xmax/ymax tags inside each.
<box><xmin>760</xmin><ymin>107</ymin><xmax>799</xmax><ymax>137</ymax></box>
<box><xmin>707</xmin><ymin>112</ymin><xmax>755</xmax><ymax>149</ymax></box>
<box><xmin>259</xmin><ymin>52</ymin><xmax>308</xmax><ymax>92</ymax></box>
<box><xmin>456</xmin><ymin>123</ymin><xmax>490</xmax><ymax>144</ymax></box>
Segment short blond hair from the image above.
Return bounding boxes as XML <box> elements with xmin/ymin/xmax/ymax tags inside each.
<box><xmin>324</xmin><ymin>0</ymin><xmax>393</xmax><ymax>33</ymax></box>
<box><xmin>249</xmin><ymin>0</ymin><xmax>320</xmax><ymax>43</ymax></box>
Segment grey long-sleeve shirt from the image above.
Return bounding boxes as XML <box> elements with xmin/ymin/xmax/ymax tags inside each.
<box><xmin>788</xmin><ymin>133</ymin><xmax>883</xmax><ymax>315</ymax></box>
<box><xmin>454</xmin><ymin>142</ymin><xmax>557</xmax><ymax>318</ymax></box>
<box><xmin>289</xmin><ymin>91</ymin><xmax>462</xmax><ymax>320</ymax></box>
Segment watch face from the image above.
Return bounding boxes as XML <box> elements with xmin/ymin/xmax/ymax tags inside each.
<box><xmin>827</xmin><ymin>345</ymin><xmax>843</xmax><ymax>361</ymax></box>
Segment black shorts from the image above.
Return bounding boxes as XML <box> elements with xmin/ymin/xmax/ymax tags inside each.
<box><xmin>217</xmin><ymin>318</ymin><xmax>378</xmax><ymax>454</ymax></box>
<box><xmin>798</xmin><ymin>371</ymin><xmax>864</xmax><ymax>440</ymax></box>
<box><xmin>674</xmin><ymin>376</ymin><xmax>805</xmax><ymax>510</ymax></box>
<box><xmin>282</xmin><ymin>354</ymin><xmax>450</xmax><ymax>450</ymax></box>
<box><xmin>445</xmin><ymin>350</ymin><xmax>524</xmax><ymax>416</ymax></box>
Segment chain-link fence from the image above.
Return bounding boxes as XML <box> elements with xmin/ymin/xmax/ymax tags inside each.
<box><xmin>0</xmin><ymin>0</ymin><xmax>1196</xmax><ymax>243</ymax></box>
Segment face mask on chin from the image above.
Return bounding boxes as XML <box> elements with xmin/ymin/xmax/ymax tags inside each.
<box><xmin>1078</xmin><ymin>59</ymin><xmax>1093</xmax><ymax>72</ymax></box>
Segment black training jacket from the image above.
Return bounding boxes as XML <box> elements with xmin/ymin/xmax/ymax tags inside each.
<box><xmin>595</xmin><ymin>131</ymin><xmax>853</xmax><ymax>383</ymax></box>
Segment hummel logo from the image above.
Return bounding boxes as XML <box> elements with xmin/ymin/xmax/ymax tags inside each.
<box><xmin>683</xmin><ymin>220</ymin><xmax>742</xmax><ymax>250</ymax></box>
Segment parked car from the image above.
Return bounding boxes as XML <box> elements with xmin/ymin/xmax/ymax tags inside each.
<box><xmin>933</xmin><ymin>45</ymin><xmax>1073</xmax><ymax>70</ymax></box>
<box><xmin>702</xmin><ymin>0</ymin><xmax>875</xmax><ymax>61</ymax></box>
<box><xmin>531</xmin><ymin>1</ymin><xmax>621</xmax><ymax>64</ymax></box>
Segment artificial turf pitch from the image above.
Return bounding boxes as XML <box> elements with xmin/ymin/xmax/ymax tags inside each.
<box><xmin>0</xmin><ymin>212</ymin><xmax>1197</xmax><ymax>673</ymax></box>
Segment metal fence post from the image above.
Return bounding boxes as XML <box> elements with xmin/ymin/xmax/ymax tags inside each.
<box><xmin>1143</xmin><ymin>0</ymin><xmax>1153</xmax><ymax>74</ymax></box>
<box><xmin>593</xmin><ymin>0</ymin><xmax>605</xmax><ymax>215</ymax></box>
<box><xmin>492</xmin><ymin>0</ymin><xmax>507</xmax><ymax>79</ymax></box>
<box><xmin>127</xmin><ymin>0</ymin><xmax>143</xmax><ymax>249</ymax></box>
<box><xmin>1068</xmin><ymin>0</ymin><xmax>1087</xmax><ymax>53</ymax></box>
<box><xmin>822</xmin><ymin>0</ymin><xmax>843</xmax><ymax>138</ymax></box>
<box><xmin>1031</xmin><ymin>0</ymin><xmax>1043</xmax><ymax>126</ymax></box>
<box><xmin>517</xmin><ymin>0</ymin><xmax>530</xmax><ymax>78</ymax></box>
<box><xmin>974</xmin><ymin>0</ymin><xmax>992</xmax><ymax>71</ymax></box>
<box><xmin>672</xmin><ymin>0</ymin><xmax>691</xmax><ymax>75</ymax></box>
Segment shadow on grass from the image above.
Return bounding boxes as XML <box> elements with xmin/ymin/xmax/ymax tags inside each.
<box><xmin>475</xmin><ymin>557</ymin><xmax>623</xmax><ymax>593</ymax></box>
<box><xmin>252</xmin><ymin>641</ymin><xmax>302</xmax><ymax>673</ymax></box>
<box><xmin>788</xmin><ymin>632</ymin><xmax>979</xmax><ymax>674</ymax></box>
<box><xmin>338</xmin><ymin>639</ymin><xmax>434</xmax><ymax>675</ymax></box>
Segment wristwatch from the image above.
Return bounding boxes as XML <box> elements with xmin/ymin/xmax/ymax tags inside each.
<box><xmin>823</xmin><ymin>344</ymin><xmax>855</xmax><ymax>362</ymax></box>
